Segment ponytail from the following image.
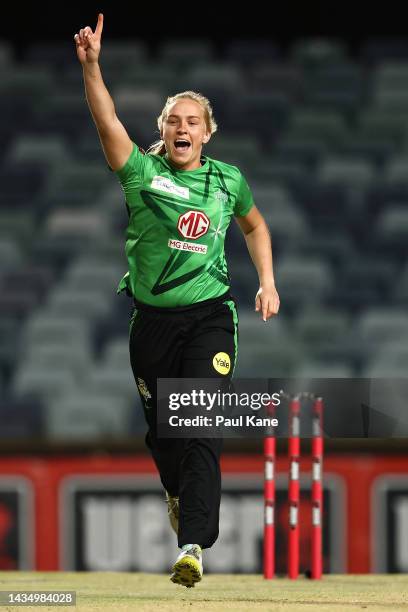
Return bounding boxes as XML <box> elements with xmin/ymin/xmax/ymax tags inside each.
<box><xmin>146</xmin><ymin>139</ymin><xmax>166</xmax><ymax>156</ymax></box>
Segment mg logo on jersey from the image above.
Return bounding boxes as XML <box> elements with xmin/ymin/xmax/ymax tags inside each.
<box><xmin>177</xmin><ymin>211</ymin><xmax>210</xmax><ymax>240</ymax></box>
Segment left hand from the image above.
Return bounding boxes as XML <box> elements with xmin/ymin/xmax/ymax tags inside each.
<box><xmin>255</xmin><ymin>283</ymin><xmax>280</xmax><ymax>321</ymax></box>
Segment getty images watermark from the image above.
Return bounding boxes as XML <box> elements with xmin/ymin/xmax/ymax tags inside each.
<box><xmin>167</xmin><ymin>389</ymin><xmax>280</xmax><ymax>428</ymax></box>
<box><xmin>157</xmin><ymin>377</ymin><xmax>408</xmax><ymax>439</ymax></box>
<box><xmin>157</xmin><ymin>380</ymin><xmax>282</xmax><ymax>437</ymax></box>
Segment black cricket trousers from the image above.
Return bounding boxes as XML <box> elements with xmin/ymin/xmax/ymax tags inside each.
<box><xmin>128</xmin><ymin>291</ymin><xmax>238</xmax><ymax>549</ymax></box>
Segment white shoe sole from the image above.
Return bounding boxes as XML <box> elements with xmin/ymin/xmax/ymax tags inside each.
<box><xmin>170</xmin><ymin>556</ymin><xmax>202</xmax><ymax>588</ymax></box>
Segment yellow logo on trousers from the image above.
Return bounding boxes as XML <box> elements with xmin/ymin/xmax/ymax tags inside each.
<box><xmin>213</xmin><ymin>352</ymin><xmax>230</xmax><ymax>375</ymax></box>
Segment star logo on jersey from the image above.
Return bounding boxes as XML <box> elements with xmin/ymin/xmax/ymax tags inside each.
<box><xmin>209</xmin><ymin>210</ymin><xmax>226</xmax><ymax>242</ymax></box>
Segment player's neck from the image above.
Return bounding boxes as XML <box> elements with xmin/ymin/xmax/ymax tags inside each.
<box><xmin>167</xmin><ymin>155</ymin><xmax>203</xmax><ymax>171</ymax></box>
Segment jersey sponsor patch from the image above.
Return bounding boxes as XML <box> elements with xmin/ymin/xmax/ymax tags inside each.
<box><xmin>178</xmin><ymin>210</ymin><xmax>210</xmax><ymax>239</ymax></box>
<box><xmin>151</xmin><ymin>175</ymin><xmax>189</xmax><ymax>199</ymax></box>
<box><xmin>212</xmin><ymin>352</ymin><xmax>231</xmax><ymax>375</ymax></box>
<box><xmin>168</xmin><ymin>239</ymin><xmax>207</xmax><ymax>254</ymax></box>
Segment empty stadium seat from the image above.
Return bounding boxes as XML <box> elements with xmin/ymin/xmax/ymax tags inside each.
<box><xmin>248</xmin><ymin>159</ymin><xmax>311</xmax><ymax>192</ymax></box>
<box><xmin>13</xmin><ymin>364</ymin><xmax>77</xmax><ymax>401</ymax></box>
<box><xmin>338</xmin><ymin>133</ymin><xmax>396</xmax><ymax>166</ymax></box>
<box><xmin>250</xmin><ymin>63</ymin><xmax>303</xmax><ymax>99</ymax></box>
<box><xmin>304</xmin><ymin>62</ymin><xmax>364</xmax><ymax>112</ymax></box>
<box><xmin>235</xmin><ymin>339</ymin><xmax>305</xmax><ymax>378</ymax></box>
<box><xmin>274</xmin><ymin>136</ymin><xmax>328</xmax><ymax>168</ymax></box>
<box><xmin>99</xmin><ymin>41</ymin><xmax>148</xmax><ymax>69</ymax></box>
<box><xmin>0</xmin><ymin>41</ymin><xmax>12</xmax><ymax>67</ymax></box>
<box><xmin>44</xmin><ymin>162</ymin><xmax>111</xmax><ymax>205</ymax></box>
<box><xmin>292</xmin><ymin>39</ymin><xmax>347</xmax><ymax>68</ymax></box>
<box><xmin>6</xmin><ymin>135</ymin><xmax>71</xmax><ymax>167</ymax></box>
<box><xmin>373</xmin><ymin>90</ymin><xmax>408</xmax><ymax>109</ymax></box>
<box><xmin>287</xmin><ymin>110</ymin><xmax>348</xmax><ymax>147</ymax></box>
<box><xmin>45</xmin><ymin>392</ymin><xmax>132</xmax><ymax>439</ymax></box>
<box><xmin>123</xmin><ymin>63</ymin><xmax>178</xmax><ymax>92</ymax></box>
<box><xmin>293</xmin><ymin>361</ymin><xmax>354</xmax><ymax>378</ymax></box>
<box><xmin>159</xmin><ymin>39</ymin><xmax>214</xmax><ymax>66</ymax></box>
<box><xmin>206</xmin><ymin>134</ymin><xmax>261</xmax><ymax>168</ymax></box>
<box><xmin>374</xmin><ymin>207</ymin><xmax>408</xmax><ymax>254</ymax></box>
<box><xmin>358</xmin><ymin>109</ymin><xmax>408</xmax><ymax>145</ymax></box>
<box><xmin>0</xmin><ymin>283</ymin><xmax>41</xmax><ymax>319</ymax></box>
<box><xmin>0</xmin><ymin>162</ymin><xmax>46</xmax><ymax>207</ymax></box>
<box><xmin>103</xmin><ymin>337</ymin><xmax>132</xmax><ymax>368</ymax></box>
<box><xmin>262</xmin><ymin>207</ymin><xmax>309</xmax><ymax>242</ymax></box>
<box><xmin>393</xmin><ymin>263</ymin><xmax>408</xmax><ymax>304</ymax></box>
<box><xmin>0</xmin><ymin>237</ymin><xmax>23</xmax><ymax>273</ymax></box>
<box><xmin>226</xmin><ymin>91</ymin><xmax>291</xmax><ymax>141</ymax></box>
<box><xmin>361</xmin><ymin>360</ymin><xmax>408</xmax><ymax>377</ymax></box>
<box><xmin>33</xmin><ymin>92</ymin><xmax>91</xmax><ymax>137</ymax></box>
<box><xmin>180</xmin><ymin>63</ymin><xmax>243</xmax><ymax>119</ymax></box>
<box><xmin>340</xmin><ymin>257</ymin><xmax>397</xmax><ymax>297</ymax></box>
<box><xmin>46</xmin><ymin>286</ymin><xmax>114</xmax><ymax>320</ymax></box>
<box><xmin>113</xmin><ymin>87</ymin><xmax>164</xmax><ymax>115</ymax></box>
<box><xmin>23</xmin><ymin>313</ymin><xmax>90</xmax><ymax>346</ymax></box>
<box><xmin>65</xmin><ymin>257</ymin><xmax>125</xmax><ymax>292</ymax></box>
<box><xmin>30</xmin><ymin>234</ymin><xmax>89</xmax><ymax>268</ymax></box>
<box><xmin>286</xmin><ymin>232</ymin><xmax>353</xmax><ymax>269</ymax></box>
<box><xmin>373</xmin><ymin>62</ymin><xmax>408</xmax><ymax>92</ymax></box>
<box><xmin>25</xmin><ymin>42</ymin><xmax>78</xmax><ymax>70</ymax></box>
<box><xmin>0</xmin><ymin>396</ymin><xmax>44</xmax><ymax>438</ymax></box>
<box><xmin>0</xmin><ymin>210</ymin><xmax>37</xmax><ymax>242</ymax></box>
<box><xmin>2</xmin><ymin>265</ymin><xmax>55</xmax><ymax>301</ymax></box>
<box><xmin>0</xmin><ymin>67</ymin><xmax>53</xmax><ymax>101</ymax></box>
<box><xmin>84</xmin><ymin>366</ymin><xmax>138</xmax><ymax>403</ymax></box>
<box><xmin>225</xmin><ymin>40</ymin><xmax>278</xmax><ymax>65</ymax></box>
<box><xmin>355</xmin><ymin>309</ymin><xmax>408</xmax><ymax>351</ymax></box>
<box><xmin>384</xmin><ymin>156</ymin><xmax>408</xmax><ymax>184</ymax></box>
<box><xmin>274</xmin><ymin>256</ymin><xmax>333</xmax><ymax>308</ymax></box>
<box><xmin>372</xmin><ymin>339</ymin><xmax>408</xmax><ymax>366</ymax></box>
<box><xmin>362</xmin><ymin>38</ymin><xmax>408</xmax><ymax>62</ymax></box>
<box><xmin>45</xmin><ymin>208</ymin><xmax>110</xmax><ymax>238</ymax></box>
<box><xmin>294</xmin><ymin>309</ymin><xmax>350</xmax><ymax>343</ymax></box>
<box><xmin>25</xmin><ymin>342</ymin><xmax>93</xmax><ymax>378</ymax></box>
<box><xmin>317</xmin><ymin>157</ymin><xmax>375</xmax><ymax>186</ymax></box>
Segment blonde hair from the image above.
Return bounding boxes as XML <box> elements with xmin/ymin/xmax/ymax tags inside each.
<box><xmin>147</xmin><ymin>91</ymin><xmax>218</xmax><ymax>156</ymax></box>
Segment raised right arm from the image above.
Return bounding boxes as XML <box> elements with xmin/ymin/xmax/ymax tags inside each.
<box><xmin>74</xmin><ymin>14</ymin><xmax>133</xmax><ymax>171</ymax></box>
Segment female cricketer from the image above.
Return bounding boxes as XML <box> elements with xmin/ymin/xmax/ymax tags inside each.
<box><xmin>75</xmin><ymin>13</ymin><xmax>279</xmax><ymax>588</ymax></box>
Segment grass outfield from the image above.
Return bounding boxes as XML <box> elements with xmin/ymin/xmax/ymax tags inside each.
<box><xmin>0</xmin><ymin>573</ymin><xmax>407</xmax><ymax>611</ymax></box>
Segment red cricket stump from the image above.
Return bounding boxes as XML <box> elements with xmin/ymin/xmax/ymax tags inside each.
<box><xmin>288</xmin><ymin>397</ymin><xmax>301</xmax><ymax>579</ymax></box>
<box><xmin>311</xmin><ymin>396</ymin><xmax>324</xmax><ymax>579</ymax></box>
<box><xmin>263</xmin><ymin>403</ymin><xmax>275</xmax><ymax>579</ymax></box>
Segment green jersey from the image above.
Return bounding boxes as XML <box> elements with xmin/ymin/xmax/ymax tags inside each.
<box><xmin>115</xmin><ymin>143</ymin><xmax>254</xmax><ymax>307</ymax></box>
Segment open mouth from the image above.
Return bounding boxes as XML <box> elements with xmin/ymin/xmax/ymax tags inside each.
<box><xmin>174</xmin><ymin>139</ymin><xmax>191</xmax><ymax>153</ymax></box>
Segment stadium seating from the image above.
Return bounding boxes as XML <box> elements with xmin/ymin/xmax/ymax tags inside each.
<box><xmin>45</xmin><ymin>392</ymin><xmax>132</xmax><ymax>439</ymax></box>
<box><xmin>1</xmin><ymin>36</ymin><xmax>407</xmax><ymax>441</ymax></box>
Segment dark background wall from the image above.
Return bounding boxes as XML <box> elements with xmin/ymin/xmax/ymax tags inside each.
<box><xmin>1</xmin><ymin>1</ymin><xmax>408</xmax><ymax>52</ymax></box>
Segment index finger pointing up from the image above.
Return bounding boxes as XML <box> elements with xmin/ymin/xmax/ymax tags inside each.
<box><xmin>95</xmin><ymin>13</ymin><xmax>104</xmax><ymax>36</ymax></box>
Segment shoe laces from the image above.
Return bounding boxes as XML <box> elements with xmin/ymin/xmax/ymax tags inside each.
<box><xmin>182</xmin><ymin>544</ymin><xmax>201</xmax><ymax>561</ymax></box>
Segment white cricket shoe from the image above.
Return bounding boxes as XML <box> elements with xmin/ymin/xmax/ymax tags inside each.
<box><xmin>170</xmin><ymin>544</ymin><xmax>203</xmax><ymax>588</ymax></box>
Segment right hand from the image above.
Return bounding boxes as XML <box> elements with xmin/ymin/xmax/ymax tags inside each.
<box><xmin>74</xmin><ymin>13</ymin><xmax>104</xmax><ymax>65</ymax></box>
